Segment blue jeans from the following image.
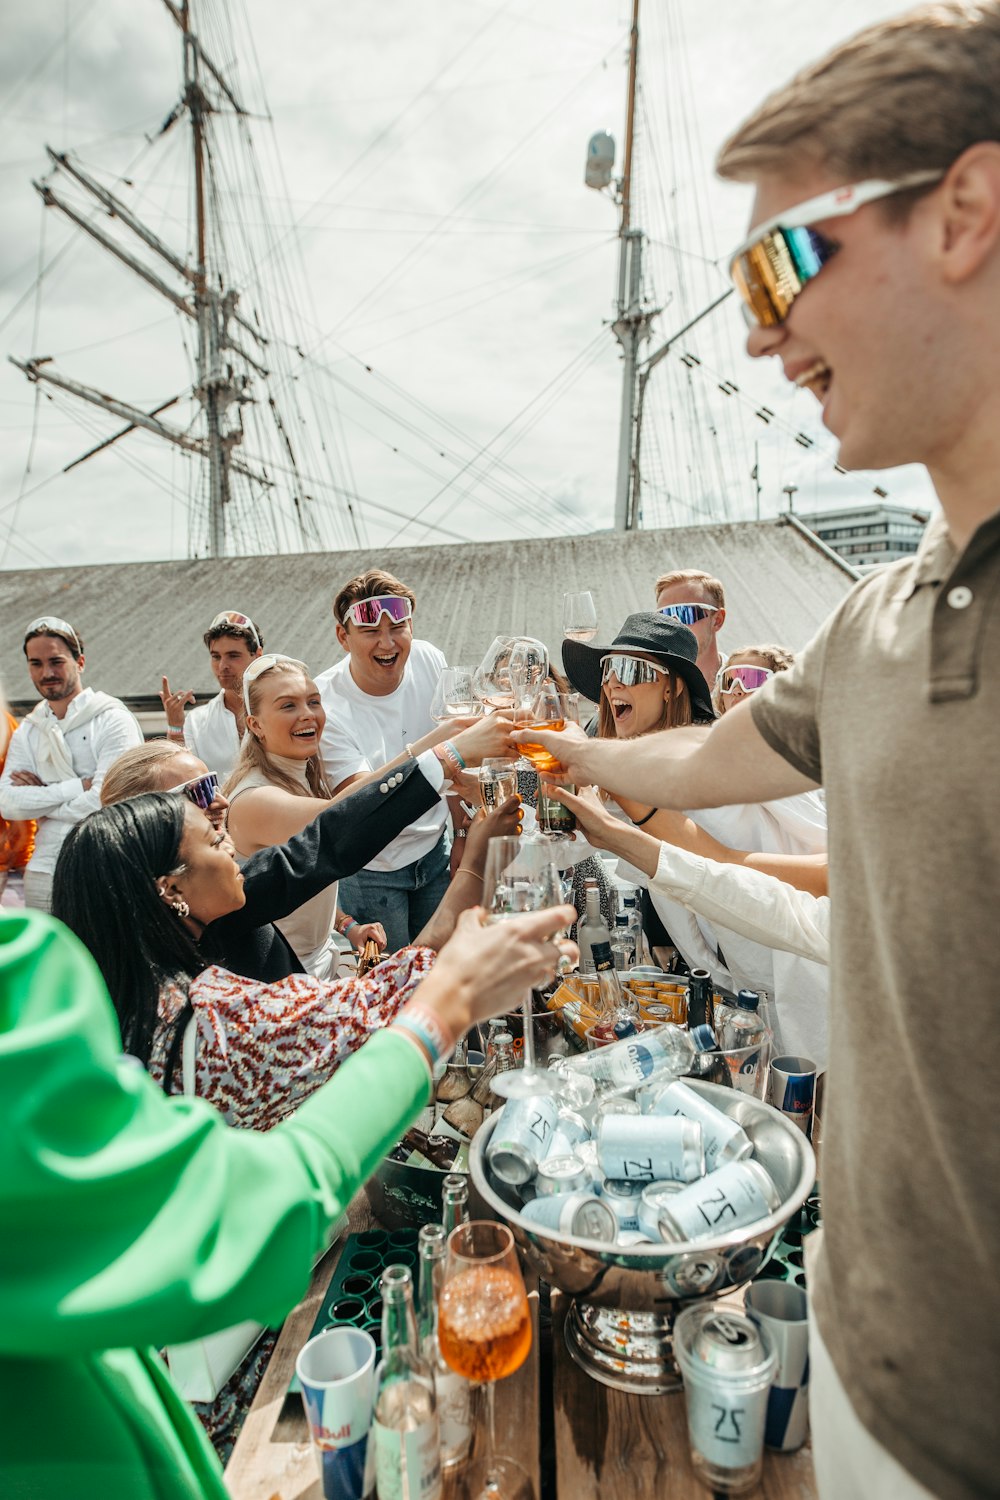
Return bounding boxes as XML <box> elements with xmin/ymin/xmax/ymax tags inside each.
<box><xmin>339</xmin><ymin>833</ymin><xmax>451</xmax><ymax>953</ymax></box>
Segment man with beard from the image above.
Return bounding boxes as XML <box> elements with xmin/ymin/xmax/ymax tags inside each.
<box><xmin>0</xmin><ymin>617</ymin><xmax>142</xmax><ymax>910</ymax></box>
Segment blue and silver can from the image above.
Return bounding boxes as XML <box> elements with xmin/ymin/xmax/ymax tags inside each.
<box><xmin>599</xmin><ymin>1177</ymin><xmax>645</xmax><ymax>1233</ymax></box>
<box><xmin>597</xmin><ymin>1114</ymin><xmax>705</xmax><ymax>1184</ymax></box>
<box><xmin>486</xmin><ymin>1095</ymin><xmax>560</xmax><ymax>1186</ymax></box>
<box><xmin>656</xmin><ymin>1161</ymin><xmax>781</xmax><ymax>1244</ymax></box>
<box><xmin>647</xmin><ymin>1080</ymin><xmax>753</xmax><ymax>1170</ymax></box>
<box><xmin>636</xmin><ymin>1181</ymin><xmax>686</xmax><ymax>1242</ymax></box>
<box><xmin>521</xmin><ymin>1192</ymin><xmax>617</xmax><ymax>1241</ymax></box>
<box><xmin>547</xmin><ymin>1108</ymin><xmax>591</xmax><ymax>1161</ymax></box>
<box><xmin>535</xmin><ymin>1154</ymin><xmax>592</xmax><ymax>1196</ymax></box>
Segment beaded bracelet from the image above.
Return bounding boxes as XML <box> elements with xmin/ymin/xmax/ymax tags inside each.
<box><xmin>393</xmin><ymin>1002</ymin><xmax>456</xmax><ymax>1069</ymax></box>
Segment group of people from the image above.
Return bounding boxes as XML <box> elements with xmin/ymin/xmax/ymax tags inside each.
<box><xmin>2</xmin><ymin>4</ymin><xmax>998</xmax><ymax>1499</ymax></box>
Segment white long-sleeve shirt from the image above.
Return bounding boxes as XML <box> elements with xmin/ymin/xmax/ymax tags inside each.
<box><xmin>649</xmin><ymin>842</ymin><xmax>830</xmax><ymax>965</ymax></box>
<box><xmin>184</xmin><ymin>690</ymin><xmax>242</xmax><ymax>782</ymax></box>
<box><xmin>0</xmin><ymin>689</ymin><xmax>143</xmax><ymax>873</ymax></box>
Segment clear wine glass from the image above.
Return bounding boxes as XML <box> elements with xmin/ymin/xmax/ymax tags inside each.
<box><xmin>479</xmin><ymin>757</ymin><xmax>520</xmax><ymax>812</ymax></box>
<box><xmin>473</xmin><ymin>637</ymin><xmax>516</xmax><ymax>712</ymax></box>
<box><xmin>438</xmin><ymin>1222</ymin><xmax>532</xmax><ymax>1500</ymax></box>
<box><xmin>481</xmin><ymin>834</ymin><xmax>563</xmax><ymax>1100</ymax></box>
<box><xmin>563</xmin><ymin>590</ymin><xmax>598</xmax><ymax>642</ymax></box>
<box><xmin>430</xmin><ymin>666</ymin><xmax>476</xmax><ymax>723</ymax></box>
<box><xmin>507</xmin><ymin>637</ymin><xmax>549</xmax><ymax>712</ymax></box>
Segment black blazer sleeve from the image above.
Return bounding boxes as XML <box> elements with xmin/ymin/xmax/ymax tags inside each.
<box><xmin>224</xmin><ymin>759</ymin><xmax>441</xmax><ymax>933</ymax></box>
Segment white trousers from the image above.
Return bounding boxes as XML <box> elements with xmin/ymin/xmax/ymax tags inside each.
<box><xmin>810</xmin><ymin>1312</ymin><xmax>937</xmax><ymax>1500</ymax></box>
<box><xmin>22</xmin><ymin>868</ymin><xmax>53</xmax><ymax>913</ymax></box>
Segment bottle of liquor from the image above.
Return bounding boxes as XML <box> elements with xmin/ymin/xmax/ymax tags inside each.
<box><xmin>588</xmin><ymin>941</ymin><xmax>641</xmax><ymax>1043</ymax></box>
<box><xmin>485</xmin><ymin>1019</ymin><xmax>513</xmax><ymax>1061</ymax></box>
<box><xmin>685</xmin><ymin>968</ymin><xmax>716</xmax><ymax>1034</ymax></box>
<box><xmin>487</xmin><ymin>1033</ymin><xmax>518</xmax><ymax>1110</ymax></box>
<box><xmin>372</xmin><ymin>1265</ymin><xmax>443</xmax><ymax>1500</ymax></box>
<box><xmin>577</xmin><ymin>880</ymin><xmax>611</xmax><ymax>974</ymax></box>
<box><xmin>610</xmin><ymin>913</ymin><xmax>635</xmax><ymax>971</ymax></box>
<box><xmin>417</xmin><ymin>1224</ymin><xmax>472</xmax><ymax>1472</ymax></box>
<box><xmin>554</xmin><ymin>1024</ymin><xmax>717</xmax><ymax>1094</ymax></box>
<box><xmin>440</xmin><ymin>1174</ymin><xmax>470</xmax><ymax>1236</ymax></box>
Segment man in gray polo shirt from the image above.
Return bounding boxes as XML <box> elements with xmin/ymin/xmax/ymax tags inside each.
<box><xmin>517</xmin><ymin>8</ymin><xmax>1000</xmax><ymax>1499</ymax></box>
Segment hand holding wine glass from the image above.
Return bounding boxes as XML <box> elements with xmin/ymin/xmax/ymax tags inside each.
<box><xmin>438</xmin><ymin>1222</ymin><xmax>532</xmax><ymax>1500</ymax></box>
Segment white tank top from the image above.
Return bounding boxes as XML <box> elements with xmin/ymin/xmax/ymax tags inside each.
<box><xmin>227</xmin><ymin>756</ymin><xmax>340</xmax><ymax>980</ymax></box>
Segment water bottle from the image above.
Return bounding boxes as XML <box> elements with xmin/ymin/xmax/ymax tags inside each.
<box><xmin>372</xmin><ymin>1266</ymin><xmax>442</xmax><ymax>1500</ymax></box>
<box><xmin>720</xmin><ymin>991</ymin><xmax>770</xmax><ymax>1051</ymax></box>
<box><xmin>610</xmin><ymin>913</ymin><xmax>635</xmax><ymax>970</ymax></box>
<box><xmin>553</xmin><ymin>1024</ymin><xmax>718</xmax><ymax>1094</ymax></box>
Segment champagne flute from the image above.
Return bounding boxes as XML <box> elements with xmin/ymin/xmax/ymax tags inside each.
<box><xmin>438</xmin><ymin>1221</ymin><xmax>532</xmax><ymax>1500</ymax></box>
<box><xmin>479</xmin><ymin>757</ymin><xmax>519</xmax><ymax>811</ymax></box>
<box><xmin>430</xmin><ymin>666</ymin><xmax>476</xmax><ymax>723</ymax></box>
<box><xmin>563</xmin><ymin>590</ymin><xmax>598</xmax><ymax>642</ymax></box>
<box><xmin>481</xmin><ymin>834</ymin><xmax>563</xmax><ymax>1100</ymax></box>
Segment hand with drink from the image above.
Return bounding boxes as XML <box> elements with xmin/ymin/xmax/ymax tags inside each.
<box><xmin>512</xmin><ymin>717</ymin><xmax>593</xmax><ymax>782</ymax></box>
<box><xmin>447</xmin><ymin>713</ymin><xmax>517</xmax><ymax>768</ymax></box>
<box><xmin>438</xmin><ymin>1221</ymin><xmax>532</xmax><ymax>1500</ymax></box>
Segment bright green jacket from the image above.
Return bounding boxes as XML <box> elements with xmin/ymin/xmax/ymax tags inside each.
<box><xmin>0</xmin><ymin>912</ymin><xmax>431</xmax><ymax>1499</ymax></box>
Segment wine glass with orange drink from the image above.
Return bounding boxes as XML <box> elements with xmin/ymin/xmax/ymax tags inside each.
<box><xmin>438</xmin><ymin>1222</ymin><xmax>533</xmax><ymax>1500</ymax></box>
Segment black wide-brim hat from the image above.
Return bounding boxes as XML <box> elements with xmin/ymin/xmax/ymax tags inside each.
<box><xmin>562</xmin><ymin>612</ymin><xmax>716</xmax><ymax>723</ymax></box>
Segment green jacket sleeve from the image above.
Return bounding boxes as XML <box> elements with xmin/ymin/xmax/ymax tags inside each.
<box><xmin>0</xmin><ymin>912</ymin><xmax>431</xmax><ymax>1359</ymax></box>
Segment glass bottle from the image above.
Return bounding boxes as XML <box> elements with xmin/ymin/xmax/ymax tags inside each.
<box><xmin>440</xmin><ymin>1174</ymin><xmax>470</xmax><ymax>1236</ymax></box>
<box><xmin>487</xmin><ymin>1033</ymin><xmax>518</xmax><ymax>1111</ymax></box>
<box><xmin>418</xmin><ymin>1224</ymin><xmax>472</xmax><ymax>1472</ymax></box>
<box><xmin>588</xmin><ymin>941</ymin><xmax>641</xmax><ymax>1044</ymax></box>
<box><xmin>372</xmin><ymin>1265</ymin><xmax>443</xmax><ymax>1500</ymax></box>
<box><xmin>553</xmin><ymin>1023</ymin><xmax>717</xmax><ymax>1095</ymax></box>
<box><xmin>720</xmin><ymin>991</ymin><xmax>770</xmax><ymax>1051</ymax></box>
<box><xmin>577</xmin><ymin>880</ymin><xmax>611</xmax><ymax>973</ymax></box>
<box><xmin>610</xmin><ymin>913</ymin><xmax>635</xmax><ymax>970</ymax></box>
<box><xmin>685</xmin><ymin>968</ymin><xmax>716</xmax><ymax>1034</ymax></box>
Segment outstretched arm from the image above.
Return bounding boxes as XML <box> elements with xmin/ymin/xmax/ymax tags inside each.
<box><xmin>515</xmin><ymin>699</ymin><xmax>817</xmax><ymax>811</ymax></box>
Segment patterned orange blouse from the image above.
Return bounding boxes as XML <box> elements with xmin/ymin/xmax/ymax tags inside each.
<box><xmin>149</xmin><ymin>945</ymin><xmax>436</xmax><ymax>1130</ymax></box>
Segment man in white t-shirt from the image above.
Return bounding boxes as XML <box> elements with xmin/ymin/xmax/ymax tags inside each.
<box><xmin>159</xmin><ymin>610</ymin><xmax>264</xmax><ymax>781</ymax></box>
<box><xmin>317</xmin><ymin>569</ymin><xmax>457</xmax><ymax>950</ymax></box>
<box><xmin>0</xmin><ymin>615</ymin><xmax>143</xmax><ymax>911</ymax></box>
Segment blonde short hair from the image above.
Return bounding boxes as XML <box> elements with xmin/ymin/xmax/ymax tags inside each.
<box><xmin>717</xmin><ymin>3</ymin><xmax>1000</xmax><ymax>188</ymax></box>
<box><xmin>653</xmin><ymin>569</ymin><xmax>725</xmax><ymax>610</ymax></box>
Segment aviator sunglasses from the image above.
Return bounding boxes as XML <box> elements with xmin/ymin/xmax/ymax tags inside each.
<box><xmin>601</xmin><ymin>654</ymin><xmax>670</xmax><ymax>688</ymax></box>
<box><xmin>728</xmin><ymin>171</ymin><xmax>942</xmax><ymax>328</ymax></box>
<box><xmin>717</xmin><ymin>663</ymin><xmax>774</xmax><ymax>695</ymax></box>
<box><xmin>171</xmin><ymin>771</ymin><xmax>220</xmax><ymax>810</ymax></box>
<box><xmin>342</xmin><ymin>594</ymin><xmax>413</xmax><ymax>628</ymax></box>
<box><xmin>658</xmin><ymin>603</ymin><xmax>719</xmax><ymax>627</ymax></box>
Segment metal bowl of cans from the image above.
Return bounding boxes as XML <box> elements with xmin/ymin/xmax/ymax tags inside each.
<box><xmin>469</xmin><ymin>1078</ymin><xmax>815</xmax><ymax>1395</ymax></box>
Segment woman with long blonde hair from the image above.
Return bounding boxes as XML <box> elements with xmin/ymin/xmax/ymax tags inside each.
<box><xmin>224</xmin><ymin>654</ymin><xmax>514</xmax><ymax>978</ymax></box>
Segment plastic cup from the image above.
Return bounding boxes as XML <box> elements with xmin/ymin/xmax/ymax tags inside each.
<box><xmin>674</xmin><ymin>1304</ymin><xmax>777</xmax><ymax>1496</ymax></box>
<box><xmin>744</xmin><ymin>1281</ymin><xmax>810</xmax><ymax>1452</ymax></box>
<box><xmin>297</xmin><ymin>1327</ymin><xmax>376</xmax><ymax>1500</ymax></box>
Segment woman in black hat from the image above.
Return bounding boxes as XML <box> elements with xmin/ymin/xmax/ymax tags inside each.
<box><xmin>561</xmin><ymin>613</ymin><xmax>828</xmax><ymax>974</ymax></box>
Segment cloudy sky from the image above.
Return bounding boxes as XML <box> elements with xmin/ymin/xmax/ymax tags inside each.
<box><xmin>0</xmin><ymin>0</ymin><xmax>937</xmax><ymax>570</ymax></box>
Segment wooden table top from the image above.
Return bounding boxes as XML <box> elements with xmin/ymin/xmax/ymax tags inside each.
<box><xmin>225</xmin><ymin>1193</ymin><xmax>816</xmax><ymax>1500</ymax></box>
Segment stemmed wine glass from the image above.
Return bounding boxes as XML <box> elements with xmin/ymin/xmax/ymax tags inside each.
<box><xmin>479</xmin><ymin>757</ymin><xmax>519</xmax><ymax>812</ymax></box>
<box><xmin>507</xmin><ymin>637</ymin><xmax>549</xmax><ymax>712</ymax></box>
<box><xmin>481</xmin><ymin>834</ymin><xmax>564</xmax><ymax>1100</ymax></box>
<box><xmin>437</xmin><ymin>1221</ymin><xmax>532</xmax><ymax>1500</ymax></box>
<box><xmin>562</xmin><ymin>590</ymin><xmax>598</xmax><ymax>642</ymax></box>
<box><xmin>473</xmin><ymin>637</ymin><xmax>516</xmax><ymax>712</ymax></box>
<box><xmin>430</xmin><ymin>666</ymin><xmax>477</xmax><ymax>723</ymax></box>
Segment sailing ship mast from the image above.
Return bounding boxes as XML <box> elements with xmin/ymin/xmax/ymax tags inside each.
<box><xmin>8</xmin><ymin>0</ymin><xmax>321</xmax><ymax>559</ymax></box>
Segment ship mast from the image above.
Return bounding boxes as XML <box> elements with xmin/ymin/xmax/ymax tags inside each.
<box><xmin>611</xmin><ymin>0</ymin><xmax>653</xmax><ymax>532</ymax></box>
<box><xmin>7</xmin><ymin>0</ymin><xmax>319</xmax><ymax>559</ymax></box>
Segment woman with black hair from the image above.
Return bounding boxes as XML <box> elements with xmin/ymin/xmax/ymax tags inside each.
<box><xmin>51</xmin><ymin>788</ymin><xmax>525</xmax><ymax>1128</ymax></box>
